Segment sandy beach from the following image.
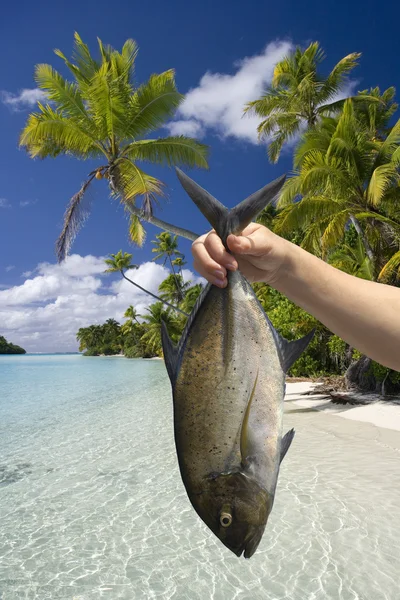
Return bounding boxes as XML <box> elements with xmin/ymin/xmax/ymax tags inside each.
<box><xmin>286</xmin><ymin>381</ymin><xmax>400</xmax><ymax>433</ymax></box>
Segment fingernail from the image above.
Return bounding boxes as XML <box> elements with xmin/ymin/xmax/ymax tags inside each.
<box><xmin>226</xmin><ymin>262</ymin><xmax>237</xmax><ymax>271</ymax></box>
<box><xmin>214</xmin><ymin>278</ymin><xmax>226</xmax><ymax>288</ymax></box>
<box><xmin>214</xmin><ymin>269</ymin><xmax>225</xmax><ymax>279</ymax></box>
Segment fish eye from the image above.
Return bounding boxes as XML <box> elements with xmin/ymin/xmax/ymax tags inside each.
<box><xmin>220</xmin><ymin>512</ymin><xmax>233</xmax><ymax>527</ymax></box>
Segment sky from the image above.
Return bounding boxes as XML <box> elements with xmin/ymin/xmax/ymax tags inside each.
<box><xmin>0</xmin><ymin>0</ymin><xmax>399</xmax><ymax>352</ymax></box>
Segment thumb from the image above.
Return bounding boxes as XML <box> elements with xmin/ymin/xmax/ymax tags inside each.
<box><xmin>227</xmin><ymin>233</ymin><xmax>258</xmax><ymax>255</ymax></box>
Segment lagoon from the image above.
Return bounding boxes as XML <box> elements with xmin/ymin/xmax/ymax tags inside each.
<box><xmin>0</xmin><ymin>354</ymin><xmax>399</xmax><ymax>599</ymax></box>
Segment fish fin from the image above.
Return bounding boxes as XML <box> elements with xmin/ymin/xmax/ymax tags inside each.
<box><xmin>175</xmin><ymin>168</ymin><xmax>229</xmax><ymax>241</ymax></box>
<box><xmin>272</xmin><ymin>327</ymin><xmax>315</xmax><ymax>373</ymax></box>
<box><xmin>280</xmin><ymin>428</ymin><xmax>295</xmax><ymax>463</ymax></box>
<box><xmin>229</xmin><ymin>175</ymin><xmax>286</xmax><ymax>235</ymax></box>
<box><xmin>240</xmin><ymin>370</ymin><xmax>259</xmax><ymax>464</ymax></box>
<box><xmin>175</xmin><ymin>168</ymin><xmax>286</xmax><ymax>246</ymax></box>
<box><xmin>161</xmin><ymin>320</ymin><xmax>179</xmax><ymax>384</ymax></box>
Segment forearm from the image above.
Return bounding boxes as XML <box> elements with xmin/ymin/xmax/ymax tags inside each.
<box><xmin>274</xmin><ymin>242</ymin><xmax>400</xmax><ymax>371</ymax></box>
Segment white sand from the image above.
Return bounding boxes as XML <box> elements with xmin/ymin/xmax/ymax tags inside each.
<box><xmin>286</xmin><ymin>381</ymin><xmax>400</xmax><ymax>433</ymax></box>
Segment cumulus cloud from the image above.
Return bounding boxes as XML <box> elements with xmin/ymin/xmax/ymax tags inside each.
<box><xmin>1</xmin><ymin>88</ymin><xmax>47</xmax><ymax>111</ymax></box>
<box><xmin>166</xmin><ymin>41</ymin><xmax>293</xmax><ymax>144</ymax></box>
<box><xmin>0</xmin><ymin>254</ymin><xmax>203</xmax><ymax>353</ymax></box>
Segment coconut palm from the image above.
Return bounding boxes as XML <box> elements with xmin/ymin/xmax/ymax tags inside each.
<box><xmin>19</xmin><ymin>33</ymin><xmax>208</xmax><ymax>262</ymax></box>
<box><xmin>245</xmin><ymin>42</ymin><xmax>364</xmax><ymax>163</ymax></box>
<box><xmin>124</xmin><ymin>305</ymin><xmax>141</xmax><ymax>324</ymax></box>
<box><xmin>141</xmin><ymin>302</ymin><xmax>181</xmax><ymax>355</ymax></box>
<box><xmin>104</xmin><ymin>251</ymin><xmax>188</xmax><ymax>316</ymax></box>
<box><xmin>275</xmin><ymin>97</ymin><xmax>400</xmax><ymax>268</ymax></box>
<box><xmin>179</xmin><ymin>283</ymin><xmax>204</xmax><ymax>314</ymax></box>
<box><xmin>152</xmin><ymin>231</ymin><xmax>185</xmax><ymax>300</ymax></box>
<box><xmin>159</xmin><ymin>273</ymin><xmax>190</xmax><ymax>305</ymax></box>
<box><xmin>171</xmin><ymin>256</ymin><xmax>187</xmax><ymax>276</ymax></box>
<box><xmin>76</xmin><ymin>324</ymin><xmax>102</xmax><ymax>352</ymax></box>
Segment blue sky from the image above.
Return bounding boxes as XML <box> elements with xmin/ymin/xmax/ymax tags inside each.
<box><xmin>1</xmin><ymin>0</ymin><xmax>399</xmax><ymax>351</ymax></box>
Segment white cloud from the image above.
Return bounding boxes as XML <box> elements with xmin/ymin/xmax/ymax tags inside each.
<box><xmin>1</xmin><ymin>88</ymin><xmax>47</xmax><ymax>111</ymax></box>
<box><xmin>0</xmin><ymin>198</ymin><xmax>11</xmax><ymax>208</ymax></box>
<box><xmin>22</xmin><ymin>270</ymin><xmax>34</xmax><ymax>278</ymax></box>
<box><xmin>5</xmin><ymin>266</ymin><xmax>15</xmax><ymax>273</ymax></box>
<box><xmin>0</xmin><ymin>254</ymin><xmax>203</xmax><ymax>353</ymax></box>
<box><xmin>20</xmin><ymin>199</ymin><xmax>38</xmax><ymax>208</ymax></box>
<box><xmin>167</xmin><ymin>41</ymin><xmax>293</xmax><ymax>144</ymax></box>
<box><xmin>167</xmin><ymin>119</ymin><xmax>205</xmax><ymax>138</ymax></box>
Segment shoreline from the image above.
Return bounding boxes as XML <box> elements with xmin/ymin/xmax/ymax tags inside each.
<box><xmin>286</xmin><ymin>382</ymin><xmax>400</xmax><ymax>433</ymax></box>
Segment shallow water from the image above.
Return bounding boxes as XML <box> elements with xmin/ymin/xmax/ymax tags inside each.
<box><xmin>0</xmin><ymin>355</ymin><xmax>399</xmax><ymax>599</ymax></box>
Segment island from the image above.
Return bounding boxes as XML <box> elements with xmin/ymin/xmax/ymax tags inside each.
<box><xmin>0</xmin><ymin>335</ymin><xmax>26</xmax><ymax>354</ymax></box>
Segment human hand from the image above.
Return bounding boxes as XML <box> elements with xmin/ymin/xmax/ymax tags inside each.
<box><xmin>191</xmin><ymin>223</ymin><xmax>292</xmax><ymax>288</ymax></box>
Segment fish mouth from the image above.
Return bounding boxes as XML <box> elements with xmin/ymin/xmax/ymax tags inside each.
<box><xmin>226</xmin><ymin>526</ymin><xmax>264</xmax><ymax>559</ymax></box>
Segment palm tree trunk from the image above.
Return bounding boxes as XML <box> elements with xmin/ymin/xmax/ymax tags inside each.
<box><xmin>349</xmin><ymin>215</ymin><xmax>375</xmax><ymax>263</ymax></box>
<box><xmin>121</xmin><ymin>272</ymin><xmax>188</xmax><ymax>317</ymax></box>
<box><xmin>126</xmin><ymin>204</ymin><xmax>199</xmax><ymax>241</ymax></box>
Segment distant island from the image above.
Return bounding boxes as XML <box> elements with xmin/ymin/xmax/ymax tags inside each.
<box><xmin>0</xmin><ymin>335</ymin><xmax>26</xmax><ymax>355</ymax></box>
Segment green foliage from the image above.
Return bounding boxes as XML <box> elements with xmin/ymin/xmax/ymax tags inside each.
<box><xmin>245</xmin><ymin>42</ymin><xmax>361</xmax><ymax>162</ymax></box>
<box><xmin>20</xmin><ymin>33</ymin><xmax>209</xmax><ymax>261</ymax></box>
<box><xmin>0</xmin><ymin>335</ymin><xmax>26</xmax><ymax>355</ymax></box>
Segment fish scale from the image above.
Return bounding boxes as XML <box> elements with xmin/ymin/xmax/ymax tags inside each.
<box><xmin>161</xmin><ymin>169</ymin><xmax>314</xmax><ymax>558</ymax></box>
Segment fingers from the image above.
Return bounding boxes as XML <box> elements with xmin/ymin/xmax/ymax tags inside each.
<box><xmin>192</xmin><ymin>231</ymin><xmax>238</xmax><ymax>287</ymax></box>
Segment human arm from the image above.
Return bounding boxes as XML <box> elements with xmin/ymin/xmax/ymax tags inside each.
<box><xmin>192</xmin><ymin>223</ymin><xmax>400</xmax><ymax>371</ymax></box>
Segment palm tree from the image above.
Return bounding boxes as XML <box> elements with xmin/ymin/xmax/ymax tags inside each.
<box><xmin>275</xmin><ymin>97</ymin><xmax>400</xmax><ymax>269</ymax></box>
<box><xmin>76</xmin><ymin>324</ymin><xmax>103</xmax><ymax>352</ymax></box>
<box><xmin>104</xmin><ymin>250</ymin><xmax>188</xmax><ymax>316</ymax></box>
<box><xmin>244</xmin><ymin>42</ymin><xmax>364</xmax><ymax>162</ymax></box>
<box><xmin>152</xmin><ymin>231</ymin><xmax>185</xmax><ymax>300</ymax></box>
<box><xmin>124</xmin><ymin>305</ymin><xmax>140</xmax><ymax>324</ymax></box>
<box><xmin>179</xmin><ymin>283</ymin><xmax>203</xmax><ymax>314</ymax></box>
<box><xmin>171</xmin><ymin>256</ymin><xmax>187</xmax><ymax>276</ymax></box>
<box><xmin>159</xmin><ymin>273</ymin><xmax>190</xmax><ymax>305</ymax></box>
<box><xmin>19</xmin><ymin>33</ymin><xmax>208</xmax><ymax>261</ymax></box>
<box><xmin>141</xmin><ymin>302</ymin><xmax>181</xmax><ymax>355</ymax></box>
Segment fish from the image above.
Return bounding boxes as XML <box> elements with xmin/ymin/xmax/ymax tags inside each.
<box><xmin>161</xmin><ymin>168</ymin><xmax>314</xmax><ymax>559</ymax></box>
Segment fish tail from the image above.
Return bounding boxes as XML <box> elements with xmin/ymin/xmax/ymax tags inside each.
<box><xmin>175</xmin><ymin>168</ymin><xmax>286</xmax><ymax>246</ymax></box>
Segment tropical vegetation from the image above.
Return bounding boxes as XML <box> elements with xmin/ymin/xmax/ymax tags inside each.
<box><xmin>19</xmin><ymin>33</ymin><xmax>208</xmax><ymax>262</ymax></box>
<box><xmin>20</xmin><ymin>35</ymin><xmax>400</xmax><ymax>393</ymax></box>
<box><xmin>0</xmin><ymin>336</ymin><xmax>26</xmax><ymax>354</ymax></box>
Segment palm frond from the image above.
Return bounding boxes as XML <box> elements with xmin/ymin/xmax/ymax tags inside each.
<box><xmin>113</xmin><ymin>159</ymin><xmax>165</xmax><ymax>216</ymax></box>
<box><xmin>378</xmin><ymin>250</ymin><xmax>400</xmax><ymax>282</ymax></box>
<box><xmin>125</xmin><ymin>70</ymin><xmax>183</xmax><ymax>139</ymax></box>
<box><xmin>367</xmin><ymin>164</ymin><xmax>399</xmax><ymax>207</ymax></box>
<box><xmin>125</xmin><ymin>136</ymin><xmax>209</xmax><ymax>169</ymax></box>
<box><xmin>128</xmin><ymin>214</ymin><xmax>146</xmax><ymax>246</ymax></box>
<box><xmin>56</xmin><ymin>175</ymin><xmax>95</xmax><ymax>262</ymax></box>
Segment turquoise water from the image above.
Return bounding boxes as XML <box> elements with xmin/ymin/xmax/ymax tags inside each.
<box><xmin>1</xmin><ymin>355</ymin><xmax>400</xmax><ymax>599</ymax></box>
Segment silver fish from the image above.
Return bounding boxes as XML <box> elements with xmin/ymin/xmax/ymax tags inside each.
<box><xmin>161</xmin><ymin>169</ymin><xmax>314</xmax><ymax>558</ymax></box>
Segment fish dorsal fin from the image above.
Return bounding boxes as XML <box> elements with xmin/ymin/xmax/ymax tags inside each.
<box><xmin>272</xmin><ymin>326</ymin><xmax>315</xmax><ymax>373</ymax></box>
<box><xmin>280</xmin><ymin>428</ymin><xmax>295</xmax><ymax>463</ymax></box>
<box><xmin>240</xmin><ymin>370</ymin><xmax>259</xmax><ymax>464</ymax></box>
<box><xmin>175</xmin><ymin>168</ymin><xmax>286</xmax><ymax>246</ymax></box>
<box><xmin>161</xmin><ymin>320</ymin><xmax>179</xmax><ymax>385</ymax></box>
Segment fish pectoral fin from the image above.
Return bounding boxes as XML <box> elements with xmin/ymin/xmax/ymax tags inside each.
<box><xmin>161</xmin><ymin>320</ymin><xmax>179</xmax><ymax>384</ymax></box>
<box><xmin>280</xmin><ymin>428</ymin><xmax>295</xmax><ymax>463</ymax></box>
<box><xmin>240</xmin><ymin>371</ymin><xmax>259</xmax><ymax>464</ymax></box>
<box><xmin>272</xmin><ymin>327</ymin><xmax>315</xmax><ymax>373</ymax></box>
